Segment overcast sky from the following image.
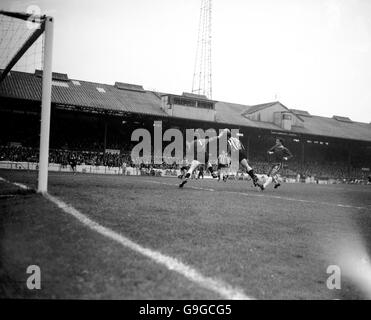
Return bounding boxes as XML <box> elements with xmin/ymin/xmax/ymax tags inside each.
<box><xmin>2</xmin><ymin>0</ymin><xmax>371</xmax><ymax>123</ymax></box>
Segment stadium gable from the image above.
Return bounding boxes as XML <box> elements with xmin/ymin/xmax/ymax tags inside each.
<box><xmin>214</xmin><ymin>101</ymin><xmax>284</xmax><ymax>130</ymax></box>
<box><xmin>216</xmin><ymin>99</ymin><xmax>371</xmax><ymax>142</ymax></box>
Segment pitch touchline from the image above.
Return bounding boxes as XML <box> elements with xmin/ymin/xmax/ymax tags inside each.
<box><xmin>0</xmin><ymin>177</ymin><xmax>30</xmax><ymax>190</ymax></box>
<box><xmin>144</xmin><ymin>179</ymin><xmax>367</xmax><ymax>211</ymax></box>
<box><xmin>45</xmin><ymin>194</ymin><xmax>253</xmax><ymax>300</ymax></box>
<box><xmin>225</xmin><ymin>191</ymin><xmax>366</xmax><ymax>210</ymax></box>
<box><xmin>0</xmin><ymin>176</ymin><xmax>253</xmax><ymax>300</ymax></box>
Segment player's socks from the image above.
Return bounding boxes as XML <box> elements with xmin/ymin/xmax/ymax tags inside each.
<box><xmin>179</xmin><ymin>173</ymin><xmax>191</xmax><ymax>188</ymax></box>
<box><xmin>208</xmin><ymin>166</ymin><xmax>218</xmax><ymax>178</ymax></box>
<box><xmin>247</xmin><ymin>169</ymin><xmax>259</xmax><ymax>186</ymax></box>
<box><xmin>179</xmin><ymin>180</ymin><xmax>188</xmax><ymax>188</ymax></box>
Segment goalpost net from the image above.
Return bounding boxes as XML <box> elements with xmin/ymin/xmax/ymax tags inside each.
<box><xmin>0</xmin><ymin>10</ymin><xmax>54</xmax><ymax>193</ymax></box>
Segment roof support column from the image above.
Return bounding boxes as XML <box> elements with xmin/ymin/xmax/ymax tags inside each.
<box><xmin>245</xmin><ymin>133</ymin><xmax>250</xmax><ymax>161</ymax></box>
<box><xmin>347</xmin><ymin>142</ymin><xmax>352</xmax><ymax>177</ymax></box>
<box><xmin>301</xmin><ymin>139</ymin><xmax>305</xmax><ymax>166</ymax></box>
<box><xmin>103</xmin><ymin>120</ymin><xmax>108</xmax><ymax>152</ymax></box>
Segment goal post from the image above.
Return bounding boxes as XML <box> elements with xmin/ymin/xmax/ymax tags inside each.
<box><xmin>0</xmin><ymin>10</ymin><xmax>54</xmax><ymax>193</ymax></box>
<box><xmin>37</xmin><ymin>16</ymin><xmax>54</xmax><ymax>193</ymax></box>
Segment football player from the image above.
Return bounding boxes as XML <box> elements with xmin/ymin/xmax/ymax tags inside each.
<box><xmin>217</xmin><ymin>150</ymin><xmax>231</xmax><ymax>182</ymax></box>
<box><xmin>259</xmin><ymin>138</ymin><xmax>293</xmax><ymax>190</ymax></box>
<box><xmin>178</xmin><ymin>157</ymin><xmax>190</xmax><ymax>179</ymax></box>
<box><xmin>179</xmin><ymin>129</ymin><xmax>229</xmax><ymax>188</ymax></box>
<box><xmin>226</xmin><ymin>134</ymin><xmax>260</xmax><ymax>187</ymax></box>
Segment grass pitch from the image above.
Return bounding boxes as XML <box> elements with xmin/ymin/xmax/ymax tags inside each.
<box><xmin>0</xmin><ymin>169</ymin><xmax>370</xmax><ymax>299</ymax></box>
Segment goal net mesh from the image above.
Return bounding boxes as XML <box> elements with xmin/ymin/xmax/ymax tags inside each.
<box><xmin>0</xmin><ymin>11</ymin><xmax>44</xmax><ymax>80</ymax></box>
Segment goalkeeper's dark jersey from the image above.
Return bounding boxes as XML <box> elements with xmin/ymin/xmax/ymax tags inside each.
<box><xmin>269</xmin><ymin>144</ymin><xmax>293</xmax><ymax>163</ymax></box>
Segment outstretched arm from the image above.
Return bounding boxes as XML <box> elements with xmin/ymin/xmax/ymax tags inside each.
<box><xmin>186</xmin><ymin>129</ymin><xmax>230</xmax><ymax>151</ymax></box>
<box><xmin>268</xmin><ymin>143</ymin><xmax>279</xmax><ymax>154</ymax></box>
<box><xmin>283</xmin><ymin>147</ymin><xmax>293</xmax><ymax>160</ymax></box>
<box><xmin>207</xmin><ymin>128</ymin><xmax>230</xmax><ymax>144</ymax></box>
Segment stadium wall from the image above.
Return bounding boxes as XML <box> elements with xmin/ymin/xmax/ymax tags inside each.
<box><xmin>0</xmin><ymin>161</ymin><xmax>183</xmax><ymax>177</ymax></box>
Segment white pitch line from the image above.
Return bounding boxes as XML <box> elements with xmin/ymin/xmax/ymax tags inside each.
<box><xmin>43</xmin><ymin>192</ymin><xmax>252</xmax><ymax>300</ymax></box>
<box><xmin>189</xmin><ymin>186</ymin><xmax>215</xmax><ymax>192</ymax></box>
<box><xmin>0</xmin><ymin>176</ymin><xmax>253</xmax><ymax>300</ymax></box>
<box><xmin>13</xmin><ymin>182</ymin><xmax>30</xmax><ymax>190</ymax></box>
<box><xmin>226</xmin><ymin>191</ymin><xmax>366</xmax><ymax>210</ymax></box>
<box><xmin>143</xmin><ymin>179</ymin><xmax>215</xmax><ymax>192</ymax></box>
<box><xmin>144</xmin><ymin>179</ymin><xmax>368</xmax><ymax>211</ymax></box>
<box><xmin>1</xmin><ymin>177</ymin><xmax>32</xmax><ymax>191</ymax></box>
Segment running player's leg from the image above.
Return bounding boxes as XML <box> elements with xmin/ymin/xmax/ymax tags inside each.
<box><xmin>205</xmin><ymin>151</ymin><xmax>218</xmax><ymax>178</ymax></box>
<box><xmin>217</xmin><ymin>163</ymin><xmax>222</xmax><ymax>181</ymax></box>
<box><xmin>272</xmin><ymin>164</ymin><xmax>282</xmax><ymax>188</ymax></box>
<box><xmin>222</xmin><ymin>167</ymin><xmax>229</xmax><ymax>182</ymax></box>
<box><xmin>199</xmin><ymin>166</ymin><xmax>204</xmax><ymax>179</ymax></box>
<box><xmin>273</xmin><ymin>176</ymin><xmax>281</xmax><ymax>188</ymax></box>
<box><xmin>207</xmin><ymin>163</ymin><xmax>218</xmax><ymax>178</ymax></box>
<box><xmin>261</xmin><ymin>165</ymin><xmax>275</xmax><ymax>190</ymax></box>
<box><xmin>179</xmin><ymin>160</ymin><xmax>201</xmax><ymax>187</ymax></box>
<box><xmin>261</xmin><ymin>163</ymin><xmax>281</xmax><ymax>190</ymax></box>
<box><xmin>178</xmin><ymin>166</ymin><xmax>186</xmax><ymax>179</ymax></box>
<box><xmin>239</xmin><ymin>152</ymin><xmax>259</xmax><ymax>186</ymax></box>
<box><xmin>272</xmin><ymin>172</ymin><xmax>281</xmax><ymax>189</ymax></box>
<box><xmin>197</xmin><ymin>166</ymin><xmax>204</xmax><ymax>179</ymax></box>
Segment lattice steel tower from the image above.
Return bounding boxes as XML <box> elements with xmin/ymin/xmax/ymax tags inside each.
<box><xmin>192</xmin><ymin>0</ymin><xmax>212</xmax><ymax>99</ymax></box>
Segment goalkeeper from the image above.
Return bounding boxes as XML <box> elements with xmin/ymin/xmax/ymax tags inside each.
<box><xmin>259</xmin><ymin>138</ymin><xmax>293</xmax><ymax>190</ymax></box>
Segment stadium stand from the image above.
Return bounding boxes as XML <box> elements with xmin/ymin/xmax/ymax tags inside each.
<box><xmin>0</xmin><ymin>70</ymin><xmax>370</xmax><ymax>183</ymax></box>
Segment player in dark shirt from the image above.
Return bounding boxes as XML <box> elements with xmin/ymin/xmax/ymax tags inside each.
<box><xmin>178</xmin><ymin>157</ymin><xmax>190</xmax><ymax>179</ymax></box>
<box><xmin>259</xmin><ymin>138</ymin><xmax>293</xmax><ymax>190</ymax></box>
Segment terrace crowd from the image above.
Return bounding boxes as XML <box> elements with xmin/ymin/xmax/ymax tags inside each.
<box><xmin>0</xmin><ymin>145</ymin><xmax>369</xmax><ymax>182</ymax></box>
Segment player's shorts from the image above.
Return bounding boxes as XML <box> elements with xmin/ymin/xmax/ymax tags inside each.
<box><xmin>238</xmin><ymin>150</ymin><xmax>246</xmax><ymax>163</ymax></box>
<box><xmin>268</xmin><ymin>163</ymin><xmax>282</xmax><ymax>177</ymax></box>
<box><xmin>217</xmin><ymin>163</ymin><xmax>229</xmax><ymax>170</ymax></box>
<box><xmin>227</xmin><ymin>150</ymin><xmax>246</xmax><ymax>165</ymax></box>
<box><xmin>180</xmin><ymin>166</ymin><xmax>189</xmax><ymax>171</ymax></box>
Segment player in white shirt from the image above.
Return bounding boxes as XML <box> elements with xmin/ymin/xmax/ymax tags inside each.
<box><xmin>179</xmin><ymin>129</ymin><xmax>261</xmax><ymax>188</ymax></box>
<box><xmin>226</xmin><ymin>135</ymin><xmax>260</xmax><ymax>187</ymax></box>
<box><xmin>179</xmin><ymin>129</ymin><xmax>229</xmax><ymax>188</ymax></box>
<box><xmin>217</xmin><ymin>150</ymin><xmax>231</xmax><ymax>182</ymax></box>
